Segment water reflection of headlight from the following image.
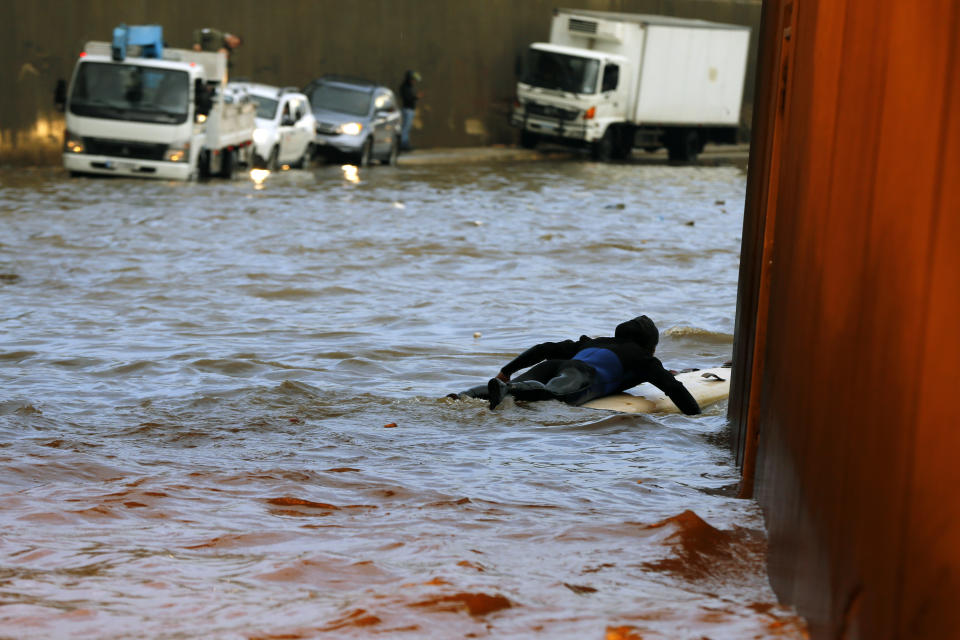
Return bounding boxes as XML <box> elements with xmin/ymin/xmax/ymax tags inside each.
<box><xmin>250</xmin><ymin>168</ymin><xmax>270</xmax><ymax>189</ymax></box>
<box><xmin>341</xmin><ymin>165</ymin><xmax>360</xmax><ymax>184</ymax></box>
<box><xmin>337</xmin><ymin>122</ymin><xmax>363</xmax><ymax>136</ymax></box>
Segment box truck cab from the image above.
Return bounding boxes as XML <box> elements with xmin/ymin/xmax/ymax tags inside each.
<box><xmin>512</xmin><ymin>10</ymin><xmax>751</xmax><ymax>162</ymax></box>
<box><xmin>517</xmin><ymin>43</ymin><xmax>631</xmax><ymax>151</ymax></box>
<box><xmin>57</xmin><ymin>24</ymin><xmax>254</xmax><ymax>180</ymax></box>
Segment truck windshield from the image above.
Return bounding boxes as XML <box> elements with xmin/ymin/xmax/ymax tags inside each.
<box><xmin>69</xmin><ymin>62</ymin><xmax>190</xmax><ymax>124</ymax></box>
<box><xmin>522</xmin><ymin>49</ymin><xmax>600</xmax><ymax>94</ymax></box>
<box><xmin>250</xmin><ymin>95</ymin><xmax>279</xmax><ymax>119</ymax></box>
<box><xmin>308</xmin><ymin>84</ymin><xmax>372</xmax><ymax>117</ymax></box>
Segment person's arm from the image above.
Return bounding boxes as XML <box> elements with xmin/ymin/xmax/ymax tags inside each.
<box><xmin>646</xmin><ymin>359</ymin><xmax>701</xmax><ymax>415</ymax></box>
<box><xmin>498</xmin><ymin>339</ymin><xmax>580</xmax><ymax>380</ymax></box>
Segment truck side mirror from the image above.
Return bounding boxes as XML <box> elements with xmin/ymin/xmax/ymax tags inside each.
<box><xmin>54</xmin><ymin>79</ymin><xmax>67</xmax><ymax>112</ymax></box>
<box><xmin>194</xmin><ymin>78</ymin><xmax>213</xmax><ymax>116</ymax></box>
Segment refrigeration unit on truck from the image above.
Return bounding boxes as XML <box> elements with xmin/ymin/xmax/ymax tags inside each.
<box><xmin>56</xmin><ymin>24</ymin><xmax>255</xmax><ymax>180</ymax></box>
<box><xmin>511</xmin><ymin>9</ymin><xmax>751</xmax><ymax>161</ymax></box>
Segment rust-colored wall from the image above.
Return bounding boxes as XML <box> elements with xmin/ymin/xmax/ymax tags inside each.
<box><xmin>1</xmin><ymin>0</ymin><xmax>760</xmax><ymax>164</ymax></box>
<box><xmin>731</xmin><ymin>0</ymin><xmax>960</xmax><ymax>637</ymax></box>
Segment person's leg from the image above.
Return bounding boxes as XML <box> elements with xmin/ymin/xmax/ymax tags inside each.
<box><xmin>506</xmin><ymin>361</ymin><xmax>595</xmax><ymax>404</ymax></box>
<box><xmin>400</xmin><ymin>108</ymin><xmax>415</xmax><ymax>150</ymax></box>
<box><xmin>450</xmin><ymin>383</ymin><xmax>489</xmax><ymax>400</ymax></box>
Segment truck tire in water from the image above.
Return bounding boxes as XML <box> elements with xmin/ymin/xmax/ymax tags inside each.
<box><xmin>591</xmin><ymin>128</ymin><xmax>616</xmax><ymax>162</ymax></box>
<box><xmin>610</xmin><ymin>125</ymin><xmax>634</xmax><ymax>160</ymax></box>
<box><xmin>198</xmin><ymin>150</ymin><xmax>212</xmax><ymax>179</ymax></box>
<box><xmin>520</xmin><ymin>129</ymin><xmax>539</xmax><ymax>150</ymax></box>
<box><xmin>219</xmin><ymin>149</ymin><xmax>237</xmax><ymax>179</ymax></box>
<box><xmin>667</xmin><ymin>129</ymin><xmax>701</xmax><ymax>163</ymax></box>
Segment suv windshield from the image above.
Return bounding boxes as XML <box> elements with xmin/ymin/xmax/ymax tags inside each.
<box><xmin>250</xmin><ymin>95</ymin><xmax>279</xmax><ymax>119</ymax></box>
<box><xmin>69</xmin><ymin>61</ymin><xmax>190</xmax><ymax>124</ymax></box>
<box><xmin>521</xmin><ymin>49</ymin><xmax>600</xmax><ymax>94</ymax></box>
<box><xmin>308</xmin><ymin>83</ymin><xmax>372</xmax><ymax>116</ymax></box>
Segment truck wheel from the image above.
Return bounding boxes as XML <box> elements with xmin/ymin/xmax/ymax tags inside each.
<box><xmin>520</xmin><ymin>130</ymin><xmax>539</xmax><ymax>150</ymax></box>
<box><xmin>219</xmin><ymin>149</ymin><xmax>237</xmax><ymax>179</ymax></box>
<box><xmin>591</xmin><ymin>128</ymin><xmax>615</xmax><ymax>162</ymax></box>
<box><xmin>667</xmin><ymin>129</ymin><xmax>700</xmax><ymax>163</ymax></box>
<box><xmin>199</xmin><ymin>150</ymin><xmax>212</xmax><ymax>179</ymax></box>
<box><xmin>611</xmin><ymin>127</ymin><xmax>633</xmax><ymax>160</ymax></box>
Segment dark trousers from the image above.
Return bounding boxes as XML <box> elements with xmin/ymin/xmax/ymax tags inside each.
<box><xmin>460</xmin><ymin>359</ymin><xmax>601</xmax><ymax>406</ymax></box>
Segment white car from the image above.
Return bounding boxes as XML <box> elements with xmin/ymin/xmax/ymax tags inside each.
<box><xmin>235</xmin><ymin>83</ymin><xmax>316</xmax><ymax>169</ymax></box>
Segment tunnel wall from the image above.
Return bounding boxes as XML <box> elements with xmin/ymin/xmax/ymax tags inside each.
<box><xmin>1</xmin><ymin>0</ymin><xmax>760</xmax><ymax>164</ymax></box>
<box><xmin>730</xmin><ymin>0</ymin><xmax>960</xmax><ymax>638</ymax></box>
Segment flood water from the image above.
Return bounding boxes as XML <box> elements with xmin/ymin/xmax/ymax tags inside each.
<box><xmin>0</xmin><ymin>159</ymin><xmax>807</xmax><ymax>639</ymax></box>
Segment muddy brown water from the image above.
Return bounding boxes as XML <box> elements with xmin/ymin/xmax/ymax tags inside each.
<box><xmin>0</xmin><ymin>160</ymin><xmax>806</xmax><ymax>639</ymax></box>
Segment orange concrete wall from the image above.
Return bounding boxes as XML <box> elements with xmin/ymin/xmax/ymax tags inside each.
<box><xmin>731</xmin><ymin>0</ymin><xmax>960</xmax><ymax>637</ymax></box>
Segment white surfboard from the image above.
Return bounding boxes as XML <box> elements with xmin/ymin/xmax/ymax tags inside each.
<box><xmin>582</xmin><ymin>367</ymin><xmax>731</xmax><ymax>414</ymax></box>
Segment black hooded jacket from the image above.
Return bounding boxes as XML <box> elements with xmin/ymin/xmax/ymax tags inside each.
<box><xmin>497</xmin><ymin>316</ymin><xmax>701</xmax><ymax>414</ymax></box>
<box><xmin>399</xmin><ymin>70</ymin><xmax>418</xmax><ymax>109</ymax></box>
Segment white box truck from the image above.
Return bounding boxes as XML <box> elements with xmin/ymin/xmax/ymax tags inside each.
<box><xmin>55</xmin><ymin>24</ymin><xmax>255</xmax><ymax>180</ymax></box>
<box><xmin>511</xmin><ymin>9</ymin><xmax>751</xmax><ymax>161</ymax></box>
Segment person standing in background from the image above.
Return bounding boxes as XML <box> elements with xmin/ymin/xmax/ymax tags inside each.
<box><xmin>398</xmin><ymin>70</ymin><xmax>421</xmax><ymax>151</ymax></box>
<box><xmin>192</xmin><ymin>28</ymin><xmax>243</xmax><ymax>58</ymax></box>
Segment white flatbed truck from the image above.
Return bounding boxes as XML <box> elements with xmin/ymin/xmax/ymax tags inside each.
<box><xmin>56</xmin><ymin>24</ymin><xmax>255</xmax><ymax>180</ymax></box>
<box><xmin>511</xmin><ymin>9</ymin><xmax>751</xmax><ymax>161</ymax></box>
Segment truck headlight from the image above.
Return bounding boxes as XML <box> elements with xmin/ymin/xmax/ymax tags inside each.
<box><xmin>63</xmin><ymin>130</ymin><xmax>84</xmax><ymax>154</ymax></box>
<box><xmin>164</xmin><ymin>142</ymin><xmax>190</xmax><ymax>163</ymax></box>
<box><xmin>253</xmin><ymin>128</ymin><xmax>269</xmax><ymax>145</ymax></box>
<box><xmin>337</xmin><ymin>122</ymin><xmax>363</xmax><ymax>136</ymax></box>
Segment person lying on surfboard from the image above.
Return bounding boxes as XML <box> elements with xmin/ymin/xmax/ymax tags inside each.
<box><xmin>453</xmin><ymin>315</ymin><xmax>701</xmax><ymax>414</ymax></box>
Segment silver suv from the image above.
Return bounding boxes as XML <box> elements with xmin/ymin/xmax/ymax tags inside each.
<box><xmin>304</xmin><ymin>75</ymin><xmax>402</xmax><ymax>166</ymax></box>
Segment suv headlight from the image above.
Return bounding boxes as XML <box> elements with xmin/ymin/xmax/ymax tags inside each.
<box><xmin>253</xmin><ymin>128</ymin><xmax>270</xmax><ymax>145</ymax></box>
<box><xmin>337</xmin><ymin>122</ymin><xmax>363</xmax><ymax>136</ymax></box>
<box><xmin>63</xmin><ymin>130</ymin><xmax>84</xmax><ymax>154</ymax></box>
<box><xmin>163</xmin><ymin>141</ymin><xmax>190</xmax><ymax>163</ymax></box>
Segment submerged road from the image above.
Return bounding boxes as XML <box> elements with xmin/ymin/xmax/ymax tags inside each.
<box><xmin>0</xmin><ymin>151</ymin><xmax>804</xmax><ymax>639</ymax></box>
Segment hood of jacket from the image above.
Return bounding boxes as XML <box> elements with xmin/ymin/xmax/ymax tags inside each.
<box><xmin>614</xmin><ymin>315</ymin><xmax>659</xmax><ymax>354</ymax></box>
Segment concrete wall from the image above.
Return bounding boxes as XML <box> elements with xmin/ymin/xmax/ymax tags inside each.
<box><xmin>730</xmin><ymin>0</ymin><xmax>960</xmax><ymax>637</ymax></box>
<box><xmin>1</xmin><ymin>0</ymin><xmax>760</xmax><ymax>164</ymax></box>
